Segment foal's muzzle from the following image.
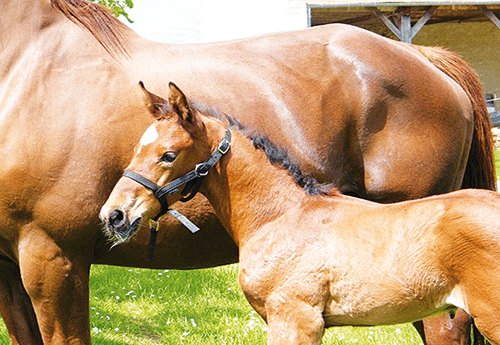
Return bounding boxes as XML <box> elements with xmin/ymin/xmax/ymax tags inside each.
<box><xmin>102</xmin><ymin>209</ymin><xmax>142</xmax><ymax>245</ymax></box>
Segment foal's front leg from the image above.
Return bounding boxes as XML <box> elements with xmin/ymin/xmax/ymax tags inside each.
<box><xmin>265</xmin><ymin>295</ymin><xmax>325</xmax><ymax>345</ymax></box>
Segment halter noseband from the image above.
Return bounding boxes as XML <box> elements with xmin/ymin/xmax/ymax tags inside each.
<box><xmin>122</xmin><ymin>129</ymin><xmax>231</xmax><ymax>261</ymax></box>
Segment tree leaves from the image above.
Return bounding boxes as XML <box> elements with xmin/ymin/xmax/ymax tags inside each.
<box><xmin>92</xmin><ymin>0</ymin><xmax>134</xmax><ymax>23</ymax></box>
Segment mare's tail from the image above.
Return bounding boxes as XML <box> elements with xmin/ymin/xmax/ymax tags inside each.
<box><xmin>417</xmin><ymin>46</ymin><xmax>496</xmax><ymax>192</ymax></box>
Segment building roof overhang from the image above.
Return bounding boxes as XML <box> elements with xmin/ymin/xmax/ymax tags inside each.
<box><xmin>307</xmin><ymin>0</ymin><xmax>500</xmax><ymax>33</ymax></box>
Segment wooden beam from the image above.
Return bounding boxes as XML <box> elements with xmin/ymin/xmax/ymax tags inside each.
<box><xmin>481</xmin><ymin>5</ymin><xmax>500</xmax><ymax>30</ymax></box>
<box><xmin>411</xmin><ymin>7</ymin><xmax>437</xmax><ymax>39</ymax></box>
<box><xmin>371</xmin><ymin>6</ymin><xmax>436</xmax><ymax>43</ymax></box>
<box><xmin>371</xmin><ymin>7</ymin><xmax>402</xmax><ymax>39</ymax></box>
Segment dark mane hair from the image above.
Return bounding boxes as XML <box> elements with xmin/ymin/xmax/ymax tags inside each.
<box><xmin>248</xmin><ymin>134</ymin><xmax>336</xmax><ymax>196</ymax></box>
<box><xmin>162</xmin><ymin>99</ymin><xmax>337</xmax><ymax>196</ymax></box>
<box><xmin>51</xmin><ymin>0</ymin><xmax>128</xmax><ymax>55</ymax></box>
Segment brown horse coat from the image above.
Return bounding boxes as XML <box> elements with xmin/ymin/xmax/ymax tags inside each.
<box><xmin>0</xmin><ymin>0</ymin><xmax>495</xmax><ymax>343</ymax></box>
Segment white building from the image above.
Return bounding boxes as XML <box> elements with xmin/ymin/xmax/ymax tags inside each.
<box><xmin>122</xmin><ymin>0</ymin><xmax>307</xmax><ymax>43</ymax></box>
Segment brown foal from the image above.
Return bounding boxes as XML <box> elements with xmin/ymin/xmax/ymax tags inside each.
<box><xmin>101</xmin><ymin>84</ymin><xmax>500</xmax><ymax>344</ymax></box>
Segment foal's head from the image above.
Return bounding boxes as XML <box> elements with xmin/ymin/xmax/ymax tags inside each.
<box><xmin>100</xmin><ymin>82</ymin><xmax>224</xmax><ymax>244</ymax></box>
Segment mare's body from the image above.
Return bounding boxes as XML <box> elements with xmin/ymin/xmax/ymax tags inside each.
<box><xmin>0</xmin><ymin>0</ymin><xmax>494</xmax><ymax>343</ymax></box>
<box><xmin>101</xmin><ymin>86</ymin><xmax>500</xmax><ymax>344</ymax></box>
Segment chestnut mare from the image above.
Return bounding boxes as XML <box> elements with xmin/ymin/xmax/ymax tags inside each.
<box><xmin>0</xmin><ymin>0</ymin><xmax>495</xmax><ymax>343</ymax></box>
<box><xmin>101</xmin><ymin>83</ymin><xmax>500</xmax><ymax>345</ymax></box>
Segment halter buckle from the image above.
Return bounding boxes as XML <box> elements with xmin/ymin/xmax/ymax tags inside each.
<box><xmin>218</xmin><ymin>138</ymin><xmax>231</xmax><ymax>155</ymax></box>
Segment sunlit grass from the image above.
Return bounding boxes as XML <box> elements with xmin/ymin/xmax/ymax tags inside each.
<box><xmin>87</xmin><ymin>264</ymin><xmax>421</xmax><ymax>344</ymax></box>
<box><xmin>0</xmin><ymin>262</ymin><xmax>423</xmax><ymax>344</ymax></box>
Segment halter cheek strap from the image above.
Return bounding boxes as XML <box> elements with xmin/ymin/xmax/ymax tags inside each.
<box><xmin>122</xmin><ymin>129</ymin><xmax>231</xmax><ymax>261</ymax></box>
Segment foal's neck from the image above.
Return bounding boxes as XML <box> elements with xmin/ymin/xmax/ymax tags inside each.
<box><xmin>202</xmin><ymin>128</ymin><xmax>311</xmax><ymax>247</ymax></box>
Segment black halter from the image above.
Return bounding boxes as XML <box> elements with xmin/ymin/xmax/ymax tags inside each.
<box><xmin>122</xmin><ymin>129</ymin><xmax>231</xmax><ymax>261</ymax></box>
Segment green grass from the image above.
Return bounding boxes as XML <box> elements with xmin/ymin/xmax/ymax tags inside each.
<box><xmin>87</xmin><ymin>265</ymin><xmax>421</xmax><ymax>344</ymax></box>
<box><xmin>0</xmin><ymin>264</ymin><xmax>421</xmax><ymax>344</ymax></box>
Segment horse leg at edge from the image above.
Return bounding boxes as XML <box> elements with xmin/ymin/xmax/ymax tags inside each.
<box><xmin>420</xmin><ymin>310</ymin><xmax>474</xmax><ymax>345</ymax></box>
<box><xmin>0</xmin><ymin>257</ymin><xmax>42</xmax><ymax>345</ymax></box>
<box><xmin>18</xmin><ymin>224</ymin><xmax>92</xmax><ymax>344</ymax></box>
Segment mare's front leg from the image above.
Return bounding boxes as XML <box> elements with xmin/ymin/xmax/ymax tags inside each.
<box><xmin>18</xmin><ymin>223</ymin><xmax>92</xmax><ymax>344</ymax></box>
<box><xmin>0</xmin><ymin>256</ymin><xmax>42</xmax><ymax>344</ymax></box>
<box><xmin>265</xmin><ymin>295</ymin><xmax>325</xmax><ymax>345</ymax></box>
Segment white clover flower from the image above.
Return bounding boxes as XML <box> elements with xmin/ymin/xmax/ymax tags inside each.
<box><xmin>246</xmin><ymin>320</ymin><xmax>256</xmax><ymax>330</ymax></box>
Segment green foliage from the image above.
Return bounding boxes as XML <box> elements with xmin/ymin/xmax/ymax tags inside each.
<box><xmin>92</xmin><ymin>0</ymin><xmax>134</xmax><ymax>23</ymax></box>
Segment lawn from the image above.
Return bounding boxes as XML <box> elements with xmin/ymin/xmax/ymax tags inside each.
<box><xmin>0</xmin><ymin>264</ymin><xmax>422</xmax><ymax>344</ymax></box>
<box><xmin>88</xmin><ymin>265</ymin><xmax>421</xmax><ymax>344</ymax></box>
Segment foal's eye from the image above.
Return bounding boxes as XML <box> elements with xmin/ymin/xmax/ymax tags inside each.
<box><xmin>160</xmin><ymin>152</ymin><xmax>177</xmax><ymax>163</ymax></box>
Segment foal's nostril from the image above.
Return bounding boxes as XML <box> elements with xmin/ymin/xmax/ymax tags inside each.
<box><xmin>109</xmin><ymin>209</ymin><xmax>126</xmax><ymax>228</ymax></box>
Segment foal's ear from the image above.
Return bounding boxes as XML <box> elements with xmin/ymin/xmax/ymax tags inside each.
<box><xmin>168</xmin><ymin>82</ymin><xmax>194</xmax><ymax>123</ymax></box>
<box><xmin>139</xmin><ymin>81</ymin><xmax>168</xmax><ymax>118</ymax></box>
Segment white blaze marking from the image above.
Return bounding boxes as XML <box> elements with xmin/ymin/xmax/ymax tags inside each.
<box><xmin>140</xmin><ymin>125</ymin><xmax>158</xmax><ymax>146</ymax></box>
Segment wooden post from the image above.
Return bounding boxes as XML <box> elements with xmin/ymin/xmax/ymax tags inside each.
<box><xmin>400</xmin><ymin>12</ymin><xmax>412</xmax><ymax>42</ymax></box>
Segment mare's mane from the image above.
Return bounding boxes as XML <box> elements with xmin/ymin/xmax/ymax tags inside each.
<box><xmin>51</xmin><ymin>0</ymin><xmax>128</xmax><ymax>55</ymax></box>
<box><xmin>161</xmin><ymin>100</ymin><xmax>337</xmax><ymax>197</ymax></box>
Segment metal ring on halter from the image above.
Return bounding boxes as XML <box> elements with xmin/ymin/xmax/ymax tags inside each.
<box><xmin>149</xmin><ymin>219</ymin><xmax>160</xmax><ymax>232</ymax></box>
